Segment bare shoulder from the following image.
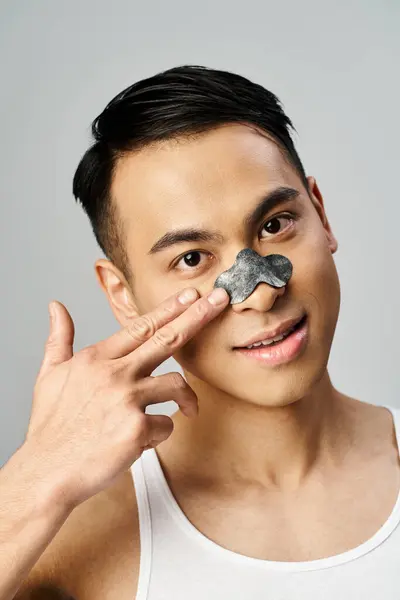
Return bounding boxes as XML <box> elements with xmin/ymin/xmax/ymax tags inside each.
<box><xmin>344</xmin><ymin>396</ymin><xmax>400</xmax><ymax>461</ymax></box>
<box><xmin>17</xmin><ymin>467</ymin><xmax>141</xmax><ymax>600</ymax></box>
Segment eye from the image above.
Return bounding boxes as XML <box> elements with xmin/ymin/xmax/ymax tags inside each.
<box><xmin>260</xmin><ymin>214</ymin><xmax>294</xmax><ymax>238</ymax></box>
<box><xmin>173</xmin><ymin>250</ymin><xmax>210</xmax><ymax>272</ymax></box>
<box><xmin>172</xmin><ymin>214</ymin><xmax>296</xmax><ymax>272</ymax></box>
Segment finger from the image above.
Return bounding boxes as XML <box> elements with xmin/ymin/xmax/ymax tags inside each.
<box><xmin>143</xmin><ymin>414</ymin><xmax>175</xmax><ymax>447</ymax></box>
<box><xmin>127</xmin><ymin>288</ymin><xmax>229</xmax><ymax>378</ymax></box>
<box><xmin>38</xmin><ymin>301</ymin><xmax>75</xmax><ymax>378</ymax></box>
<box><xmin>130</xmin><ymin>372</ymin><xmax>198</xmax><ymax>418</ymax></box>
<box><xmin>94</xmin><ymin>288</ymin><xmax>199</xmax><ymax>360</ymax></box>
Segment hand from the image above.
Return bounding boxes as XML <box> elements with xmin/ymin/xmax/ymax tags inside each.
<box><xmin>24</xmin><ymin>286</ymin><xmax>229</xmax><ymax>510</ymax></box>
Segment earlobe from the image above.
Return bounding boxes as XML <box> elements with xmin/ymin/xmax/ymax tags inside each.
<box><xmin>328</xmin><ymin>232</ymin><xmax>339</xmax><ymax>254</ymax></box>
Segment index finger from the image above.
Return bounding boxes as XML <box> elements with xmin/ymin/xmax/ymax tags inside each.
<box><xmin>94</xmin><ymin>287</ymin><xmax>200</xmax><ymax>360</ymax></box>
<box><xmin>127</xmin><ymin>287</ymin><xmax>230</xmax><ymax>378</ymax></box>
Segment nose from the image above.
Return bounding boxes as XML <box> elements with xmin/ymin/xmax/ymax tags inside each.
<box><xmin>213</xmin><ymin>248</ymin><xmax>292</xmax><ymax>306</ymax></box>
<box><xmin>231</xmin><ymin>282</ymin><xmax>286</xmax><ymax>313</ymax></box>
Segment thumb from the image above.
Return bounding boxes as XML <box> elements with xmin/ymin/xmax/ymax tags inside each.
<box><xmin>40</xmin><ymin>300</ymin><xmax>75</xmax><ymax>373</ymax></box>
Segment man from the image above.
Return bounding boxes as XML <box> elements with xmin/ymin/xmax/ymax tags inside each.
<box><xmin>2</xmin><ymin>65</ymin><xmax>400</xmax><ymax>599</ymax></box>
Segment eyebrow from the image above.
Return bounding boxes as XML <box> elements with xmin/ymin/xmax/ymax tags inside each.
<box><xmin>147</xmin><ymin>186</ymin><xmax>300</xmax><ymax>256</ymax></box>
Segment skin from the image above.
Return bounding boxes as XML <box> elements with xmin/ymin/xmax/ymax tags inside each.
<box><xmin>86</xmin><ymin>122</ymin><xmax>399</xmax><ymax>570</ymax></box>
<box><xmin>96</xmin><ymin>122</ymin><xmax>344</xmax><ymax>488</ymax></box>
<box><xmin>16</xmin><ymin>122</ymin><xmax>400</xmax><ymax>600</ymax></box>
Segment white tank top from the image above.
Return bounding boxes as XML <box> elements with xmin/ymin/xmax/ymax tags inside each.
<box><xmin>130</xmin><ymin>404</ymin><xmax>400</xmax><ymax>599</ymax></box>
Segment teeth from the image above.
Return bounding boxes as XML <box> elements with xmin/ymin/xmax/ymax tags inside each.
<box><xmin>249</xmin><ymin>341</ymin><xmax>262</xmax><ymax>348</ymax></box>
<box><xmin>245</xmin><ymin>323</ymin><xmax>298</xmax><ymax>349</ymax></box>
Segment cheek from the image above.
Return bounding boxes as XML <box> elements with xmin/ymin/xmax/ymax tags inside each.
<box><xmin>172</xmin><ymin>316</ymin><xmax>222</xmax><ymax>371</ymax></box>
<box><xmin>133</xmin><ymin>280</ymin><xmax>181</xmax><ymax>316</ymax></box>
<box><xmin>295</xmin><ymin>224</ymin><xmax>336</xmax><ymax>288</ymax></box>
<box><xmin>295</xmin><ymin>234</ymin><xmax>341</xmax><ymax>333</ymax></box>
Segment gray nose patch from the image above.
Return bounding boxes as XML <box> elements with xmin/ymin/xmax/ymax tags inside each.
<box><xmin>213</xmin><ymin>248</ymin><xmax>293</xmax><ymax>304</ymax></box>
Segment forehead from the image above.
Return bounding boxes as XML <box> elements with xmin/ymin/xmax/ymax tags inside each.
<box><xmin>111</xmin><ymin>124</ymin><xmax>302</xmax><ymax>253</ymax></box>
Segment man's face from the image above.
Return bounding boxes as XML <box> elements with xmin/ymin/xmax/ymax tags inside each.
<box><xmin>111</xmin><ymin>123</ymin><xmax>340</xmax><ymax>407</ymax></box>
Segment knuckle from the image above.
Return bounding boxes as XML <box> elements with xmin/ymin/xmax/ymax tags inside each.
<box><xmin>123</xmin><ymin>381</ymin><xmax>144</xmax><ymax>405</ymax></box>
<box><xmin>107</xmin><ymin>361</ymin><xmax>127</xmax><ymax>383</ymax></box>
<box><xmin>79</xmin><ymin>345</ymin><xmax>98</xmax><ymax>362</ymax></box>
<box><xmin>45</xmin><ymin>334</ymin><xmax>57</xmax><ymax>349</ymax></box>
<box><xmin>152</xmin><ymin>326</ymin><xmax>181</xmax><ymax>348</ymax></box>
<box><xmin>128</xmin><ymin>316</ymin><xmax>156</xmax><ymax>341</ymax></box>
<box><xmin>168</xmin><ymin>372</ymin><xmax>187</xmax><ymax>390</ymax></box>
<box><xmin>194</xmin><ymin>300</ymin><xmax>211</xmax><ymax>319</ymax></box>
<box><xmin>169</xmin><ymin>372</ymin><xmax>187</xmax><ymax>390</ymax></box>
<box><xmin>131</xmin><ymin>410</ymin><xmax>149</xmax><ymax>435</ymax></box>
<box><xmin>161</xmin><ymin>303</ymin><xmax>176</xmax><ymax>318</ymax></box>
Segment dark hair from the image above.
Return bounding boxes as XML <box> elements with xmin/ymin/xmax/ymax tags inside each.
<box><xmin>72</xmin><ymin>64</ymin><xmax>308</xmax><ymax>285</ymax></box>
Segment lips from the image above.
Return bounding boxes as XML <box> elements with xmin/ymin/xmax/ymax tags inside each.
<box><xmin>234</xmin><ymin>315</ymin><xmax>309</xmax><ymax>366</ymax></box>
<box><xmin>234</xmin><ymin>313</ymin><xmax>306</xmax><ymax>349</ymax></box>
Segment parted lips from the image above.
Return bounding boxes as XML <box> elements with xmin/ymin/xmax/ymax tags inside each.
<box><xmin>213</xmin><ymin>248</ymin><xmax>293</xmax><ymax>305</ymax></box>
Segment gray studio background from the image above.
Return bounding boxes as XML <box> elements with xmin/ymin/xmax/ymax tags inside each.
<box><xmin>0</xmin><ymin>1</ymin><xmax>399</xmax><ymax>466</ymax></box>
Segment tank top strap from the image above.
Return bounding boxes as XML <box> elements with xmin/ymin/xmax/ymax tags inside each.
<box><xmin>131</xmin><ymin>453</ymin><xmax>152</xmax><ymax>600</ymax></box>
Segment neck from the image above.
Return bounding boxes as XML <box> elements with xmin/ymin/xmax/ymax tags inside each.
<box><xmin>157</xmin><ymin>370</ymin><xmax>356</xmax><ymax>492</ymax></box>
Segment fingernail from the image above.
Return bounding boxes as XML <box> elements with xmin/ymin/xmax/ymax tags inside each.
<box><xmin>207</xmin><ymin>287</ymin><xmax>229</xmax><ymax>306</ymax></box>
<box><xmin>178</xmin><ymin>288</ymin><xmax>198</xmax><ymax>304</ymax></box>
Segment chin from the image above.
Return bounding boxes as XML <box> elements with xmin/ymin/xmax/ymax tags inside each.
<box><xmin>233</xmin><ymin>371</ymin><xmax>320</xmax><ymax>409</ymax></box>
<box><xmin>223</xmin><ymin>349</ymin><xmax>330</xmax><ymax>409</ymax></box>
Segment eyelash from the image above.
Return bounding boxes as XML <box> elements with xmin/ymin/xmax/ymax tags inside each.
<box><xmin>172</xmin><ymin>213</ymin><xmax>297</xmax><ymax>272</ymax></box>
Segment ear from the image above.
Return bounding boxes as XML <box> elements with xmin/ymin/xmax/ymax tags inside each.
<box><xmin>306</xmin><ymin>176</ymin><xmax>338</xmax><ymax>254</ymax></box>
<box><xmin>94</xmin><ymin>259</ymin><xmax>140</xmax><ymax>328</ymax></box>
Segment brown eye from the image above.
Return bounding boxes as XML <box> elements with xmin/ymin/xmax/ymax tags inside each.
<box><xmin>261</xmin><ymin>215</ymin><xmax>293</xmax><ymax>238</ymax></box>
<box><xmin>174</xmin><ymin>250</ymin><xmax>207</xmax><ymax>272</ymax></box>
<box><xmin>182</xmin><ymin>252</ymin><xmax>201</xmax><ymax>267</ymax></box>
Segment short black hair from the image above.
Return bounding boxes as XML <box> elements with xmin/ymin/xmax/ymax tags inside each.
<box><xmin>72</xmin><ymin>64</ymin><xmax>308</xmax><ymax>286</ymax></box>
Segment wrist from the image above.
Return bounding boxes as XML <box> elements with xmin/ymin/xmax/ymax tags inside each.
<box><xmin>7</xmin><ymin>442</ymin><xmax>76</xmax><ymax>522</ymax></box>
